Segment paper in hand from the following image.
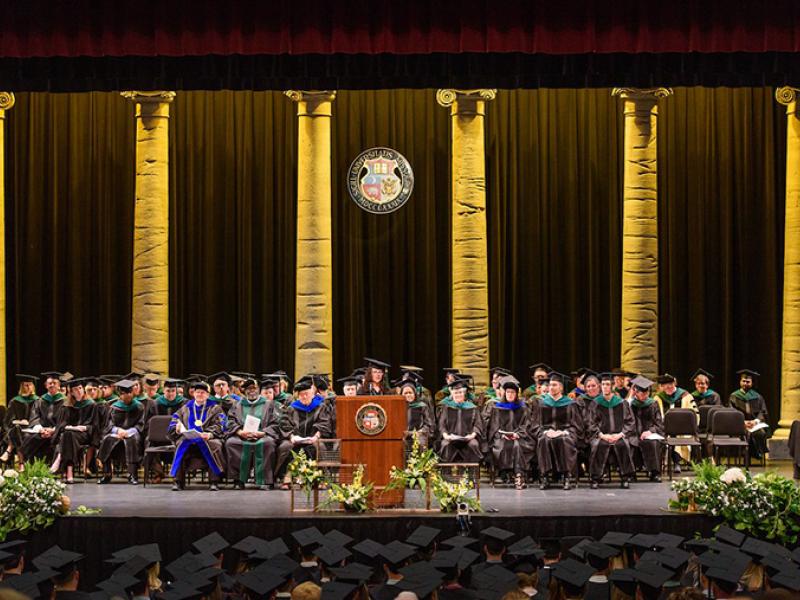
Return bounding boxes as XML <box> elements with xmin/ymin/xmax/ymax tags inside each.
<box><xmin>243</xmin><ymin>414</ymin><xmax>261</xmax><ymax>433</ymax></box>
<box><xmin>182</xmin><ymin>428</ymin><xmax>202</xmax><ymax>440</ymax></box>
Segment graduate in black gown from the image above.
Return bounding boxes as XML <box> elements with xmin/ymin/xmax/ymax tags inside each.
<box><xmin>587</xmin><ymin>373</ymin><xmax>636</xmax><ymax>489</ymax></box>
<box><xmin>51</xmin><ymin>378</ymin><xmax>96</xmax><ymax>483</ymax></box>
<box><xmin>727</xmin><ymin>369</ymin><xmax>771</xmax><ymax>459</ymax></box>
<box><xmin>1</xmin><ymin>374</ymin><xmax>39</xmax><ymax>465</ymax></box>
<box><xmin>484</xmin><ymin>379</ymin><xmax>535</xmax><ymax>489</ymax></box>
<box><xmin>690</xmin><ymin>368</ymin><xmax>722</xmax><ymax>408</ymax></box>
<box><xmin>225</xmin><ymin>377</ymin><xmax>280</xmax><ymax>490</ymax></box>
<box><xmin>357</xmin><ymin>358</ymin><xmax>391</xmax><ymax>396</ymax></box>
<box><xmin>628</xmin><ymin>375</ymin><xmax>665</xmax><ymax>482</ymax></box>
<box><xmin>97</xmin><ymin>379</ymin><xmax>145</xmax><ymax>485</ymax></box>
<box><xmin>399</xmin><ymin>380</ymin><xmax>435</xmax><ymax>451</ymax></box>
<box><xmin>168</xmin><ymin>380</ymin><xmax>226</xmax><ymax>491</ymax></box>
<box><xmin>276</xmin><ymin>377</ymin><xmax>334</xmax><ymax>489</ymax></box>
<box><xmin>436</xmin><ymin>377</ymin><xmax>482</xmax><ymax>463</ymax></box>
<box><xmin>21</xmin><ymin>372</ymin><xmax>65</xmax><ymax>463</ymax></box>
<box><xmin>531</xmin><ymin>371</ymin><xmax>582</xmax><ymax>490</ymax></box>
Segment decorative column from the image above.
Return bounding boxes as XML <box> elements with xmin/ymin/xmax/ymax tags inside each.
<box><xmin>0</xmin><ymin>93</ymin><xmax>13</xmax><ymax>404</ymax></box>
<box><xmin>612</xmin><ymin>87</ymin><xmax>672</xmax><ymax>380</ymax></box>
<box><xmin>285</xmin><ymin>91</ymin><xmax>336</xmax><ymax>379</ymax></box>
<box><xmin>437</xmin><ymin>89</ymin><xmax>496</xmax><ymax>388</ymax></box>
<box><xmin>121</xmin><ymin>91</ymin><xmax>175</xmax><ymax>376</ymax></box>
<box><xmin>775</xmin><ymin>86</ymin><xmax>800</xmax><ymax>440</ymax></box>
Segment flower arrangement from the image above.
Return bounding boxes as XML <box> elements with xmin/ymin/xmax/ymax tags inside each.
<box><xmin>386</xmin><ymin>434</ymin><xmax>440</xmax><ymax>491</ymax></box>
<box><xmin>669</xmin><ymin>460</ymin><xmax>800</xmax><ymax>545</ymax></box>
<box><xmin>0</xmin><ymin>460</ymin><xmax>68</xmax><ymax>540</ymax></box>
<box><xmin>287</xmin><ymin>451</ymin><xmax>325</xmax><ymax>497</ymax></box>
<box><xmin>431</xmin><ymin>473</ymin><xmax>482</xmax><ymax>513</ymax></box>
<box><xmin>319</xmin><ymin>464</ymin><xmax>374</xmax><ymax>513</ymax></box>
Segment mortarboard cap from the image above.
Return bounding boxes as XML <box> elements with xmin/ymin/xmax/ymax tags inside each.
<box><xmin>107</xmin><ymin>543</ymin><xmax>162</xmax><ymax>565</ymax></box>
<box><xmin>114</xmin><ymin>379</ymin><xmax>137</xmax><ymax>393</ymax></box>
<box><xmin>364</xmin><ymin>357</ymin><xmax>390</xmax><ymax>370</ymax></box>
<box><xmin>65</xmin><ymin>377</ymin><xmax>86</xmax><ymax>389</ymax></box>
<box><xmin>653</xmin><ymin>533</ymin><xmax>685</xmax><ymax>549</ymax></box>
<box><xmin>236</xmin><ymin>571</ymin><xmax>287</xmax><ymax>599</ymax></box>
<box><xmin>163</xmin><ymin>378</ymin><xmax>183</xmax><ymax>388</ymax></box>
<box><xmin>293</xmin><ymin>378</ymin><xmax>314</xmax><ymax>392</ymax></box>
<box><xmin>322</xmin><ymin>529</ymin><xmax>353</xmax><ymax>548</ymax></box>
<box><xmin>379</xmin><ymin>541</ymin><xmax>417</xmax><ymax>567</ymax></box>
<box><xmin>736</xmin><ymin>369</ymin><xmax>760</xmax><ymax>378</ymax></box>
<box><xmin>292</xmin><ymin>527</ymin><xmax>324</xmax><ymax>550</ymax></box>
<box><xmin>329</xmin><ymin>562</ymin><xmax>374</xmax><ymax>584</ymax></box>
<box><xmin>397</xmin><ymin>572</ymin><xmax>444</xmax><ymax>598</ymax></box>
<box><xmin>441</xmin><ymin>535</ymin><xmax>479</xmax><ymax>549</ymax></box>
<box><xmin>656</xmin><ymin>373</ymin><xmax>676</xmax><ymax>384</ymax></box>
<box><xmin>231</xmin><ymin>536</ymin><xmax>271</xmax><ymax>556</ymax></box>
<box><xmin>192</xmin><ymin>531</ymin><xmax>229</xmax><ymax>556</ymax></box>
<box><xmin>406</xmin><ymin>525</ymin><xmax>441</xmax><ymax>548</ymax></box>
<box><xmin>528</xmin><ymin>363</ymin><xmax>551</xmax><ymax>373</ymax></box>
<box><xmin>336</xmin><ymin>375</ymin><xmax>359</xmax><ymax>387</ymax></box>
<box><xmin>33</xmin><ymin>545</ymin><xmax>84</xmax><ymax>574</ymax></box>
<box><xmin>552</xmin><ymin>558</ymin><xmax>594</xmax><ymax>589</ymax></box>
<box><xmin>599</xmin><ymin>532</ymin><xmax>632</xmax><ymax>548</ymax></box>
<box><xmin>40</xmin><ymin>371</ymin><xmax>63</xmax><ymax>380</ymax></box>
<box><xmin>443</xmin><ymin>367</ymin><xmax>460</xmax><ymax>375</ymax></box>
<box><xmin>480</xmin><ymin>526</ymin><xmax>515</xmax><ymax>543</ymax></box>
<box><xmin>351</xmin><ymin>538</ymin><xmax>382</xmax><ymax>560</ymax></box>
<box><xmin>634</xmin><ymin>562</ymin><xmax>672</xmax><ymax>590</ymax></box>
<box><xmin>144</xmin><ymin>374</ymin><xmax>160</xmax><ymax>386</ymax></box>
<box><xmin>714</xmin><ymin>524</ymin><xmax>745</xmax><ymax>547</ymax></box>
<box><xmin>507</xmin><ymin>536</ymin><xmax>542</xmax><ymax>557</ymax></box>
<box><xmin>16</xmin><ymin>373</ymin><xmax>39</xmax><ymax>383</ymax></box>
<box><xmin>208</xmin><ymin>372</ymin><xmax>231</xmax><ymax>384</ymax></box>
<box><xmin>691</xmin><ymin>368</ymin><xmax>714</xmax><ymax>380</ymax></box>
<box><xmin>321</xmin><ymin>581</ymin><xmax>356</xmax><ymax>600</ymax></box>
<box><xmin>609</xmin><ymin>568</ymin><xmax>638</xmax><ymax>595</ymax></box>
<box><xmin>626</xmin><ymin>533</ymin><xmax>657</xmax><ymax>552</ymax></box>
<box><xmin>315</xmin><ymin>545</ymin><xmax>351</xmax><ymax>567</ymax></box>
<box><xmin>546</xmin><ymin>371</ymin><xmax>570</xmax><ymax>386</ymax></box>
<box><xmin>448</xmin><ymin>377</ymin><xmax>470</xmax><ymax>391</ymax></box>
<box><xmin>630</xmin><ymin>376</ymin><xmax>654</xmax><ymax>391</ymax></box>
<box><xmin>771</xmin><ymin>568</ymin><xmax>800</xmax><ymax>592</ymax></box>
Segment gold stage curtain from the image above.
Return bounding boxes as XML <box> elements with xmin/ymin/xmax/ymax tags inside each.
<box><xmin>3</xmin><ymin>88</ymin><xmax>787</xmax><ymax>421</ymax></box>
<box><xmin>6</xmin><ymin>92</ymin><xmax>135</xmax><ymax>379</ymax></box>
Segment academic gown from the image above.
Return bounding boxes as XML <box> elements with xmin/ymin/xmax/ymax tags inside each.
<box><xmin>691</xmin><ymin>390</ymin><xmax>722</xmax><ymax>408</ymax></box>
<box><xmin>587</xmin><ymin>397</ymin><xmax>636</xmax><ymax>480</ymax></box>
<box><xmin>98</xmin><ymin>399</ymin><xmax>145</xmax><ymax>471</ymax></box>
<box><xmin>3</xmin><ymin>395</ymin><xmax>37</xmax><ymax>452</ymax></box>
<box><xmin>92</xmin><ymin>394</ymin><xmax>118</xmax><ymax>448</ymax></box>
<box><xmin>436</xmin><ymin>401</ymin><xmax>483</xmax><ymax>463</ymax></box>
<box><xmin>143</xmin><ymin>395</ymin><xmax>186</xmax><ymax>437</ymax></box>
<box><xmin>168</xmin><ymin>400</ymin><xmax>226</xmax><ymax>479</ymax></box>
<box><xmin>225</xmin><ymin>396</ymin><xmax>280</xmax><ymax>485</ymax></box>
<box><xmin>531</xmin><ymin>396</ymin><xmax>582</xmax><ymax>477</ymax></box>
<box><xmin>54</xmin><ymin>400</ymin><xmax>96</xmax><ymax>467</ymax></box>
<box><xmin>484</xmin><ymin>401</ymin><xmax>535</xmax><ymax>473</ymax></box>
<box><xmin>727</xmin><ymin>389</ymin><xmax>771</xmax><ymax>458</ymax></box>
<box><xmin>21</xmin><ymin>393</ymin><xmax>65</xmax><ymax>460</ymax></box>
<box><xmin>405</xmin><ymin>401</ymin><xmax>435</xmax><ymax>450</ymax></box>
<box><xmin>629</xmin><ymin>398</ymin><xmax>665</xmax><ymax>473</ymax></box>
<box><xmin>275</xmin><ymin>396</ymin><xmax>333</xmax><ymax>473</ymax></box>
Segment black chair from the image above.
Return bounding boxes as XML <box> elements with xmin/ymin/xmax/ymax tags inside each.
<box><xmin>142</xmin><ymin>415</ymin><xmax>176</xmax><ymax>487</ymax></box>
<box><xmin>709</xmin><ymin>409</ymin><xmax>750</xmax><ymax>468</ymax></box>
<box><xmin>664</xmin><ymin>409</ymin><xmax>702</xmax><ymax>480</ymax></box>
<box><xmin>698</xmin><ymin>405</ymin><xmax>717</xmax><ymax>434</ymax></box>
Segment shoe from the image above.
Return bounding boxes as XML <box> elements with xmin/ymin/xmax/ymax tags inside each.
<box><xmin>590</xmin><ymin>480</ymin><xmax>599</xmax><ymax>490</ymax></box>
<box><xmin>128</xmin><ymin>476</ymin><xmax>139</xmax><ymax>485</ymax></box>
<box><xmin>620</xmin><ymin>479</ymin><xmax>630</xmax><ymax>489</ymax></box>
<box><xmin>233</xmin><ymin>480</ymin><xmax>245</xmax><ymax>490</ymax></box>
<box><xmin>97</xmin><ymin>475</ymin><xmax>112</xmax><ymax>485</ymax></box>
<box><xmin>209</xmin><ymin>483</ymin><xmax>219</xmax><ymax>492</ymax></box>
<box><xmin>0</xmin><ymin>451</ymin><xmax>9</xmax><ymax>463</ymax></box>
<box><xmin>259</xmin><ymin>484</ymin><xmax>274</xmax><ymax>491</ymax></box>
<box><xmin>65</xmin><ymin>478</ymin><xmax>75</xmax><ymax>485</ymax></box>
<box><xmin>514</xmin><ymin>473</ymin><xmax>526</xmax><ymax>490</ymax></box>
<box><xmin>539</xmin><ymin>477</ymin><xmax>549</xmax><ymax>491</ymax></box>
<box><xmin>562</xmin><ymin>477</ymin><xmax>571</xmax><ymax>491</ymax></box>
<box><xmin>172</xmin><ymin>481</ymin><xmax>184</xmax><ymax>491</ymax></box>
<box><xmin>649</xmin><ymin>472</ymin><xmax>662</xmax><ymax>483</ymax></box>
<box><xmin>673</xmin><ymin>464</ymin><xmax>681</xmax><ymax>474</ymax></box>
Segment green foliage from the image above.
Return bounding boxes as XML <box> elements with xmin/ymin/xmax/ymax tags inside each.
<box><xmin>287</xmin><ymin>451</ymin><xmax>325</xmax><ymax>496</ymax></box>
<box><xmin>386</xmin><ymin>434</ymin><xmax>440</xmax><ymax>491</ymax></box>
<box><xmin>669</xmin><ymin>460</ymin><xmax>800</xmax><ymax>545</ymax></box>
<box><xmin>431</xmin><ymin>473</ymin><xmax>482</xmax><ymax>513</ymax></box>
<box><xmin>0</xmin><ymin>460</ymin><xmax>68</xmax><ymax>541</ymax></box>
<box><xmin>71</xmin><ymin>505</ymin><xmax>102</xmax><ymax>516</ymax></box>
<box><xmin>319</xmin><ymin>465</ymin><xmax>374</xmax><ymax>513</ymax></box>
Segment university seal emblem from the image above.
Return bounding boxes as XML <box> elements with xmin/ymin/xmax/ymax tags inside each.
<box><xmin>347</xmin><ymin>147</ymin><xmax>414</xmax><ymax>214</ymax></box>
<box><xmin>355</xmin><ymin>402</ymin><xmax>388</xmax><ymax>436</ymax></box>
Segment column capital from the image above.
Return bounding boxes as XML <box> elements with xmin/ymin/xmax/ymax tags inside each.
<box><xmin>284</xmin><ymin>90</ymin><xmax>336</xmax><ymax>103</ymax></box>
<box><xmin>612</xmin><ymin>88</ymin><xmax>673</xmax><ymax>101</ymax></box>
<box><xmin>436</xmin><ymin>89</ymin><xmax>496</xmax><ymax>111</ymax></box>
<box><xmin>0</xmin><ymin>92</ymin><xmax>15</xmax><ymax>111</ymax></box>
<box><xmin>776</xmin><ymin>86</ymin><xmax>800</xmax><ymax>112</ymax></box>
<box><xmin>120</xmin><ymin>91</ymin><xmax>176</xmax><ymax>104</ymax></box>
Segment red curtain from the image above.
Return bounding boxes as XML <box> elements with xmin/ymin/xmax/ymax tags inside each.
<box><xmin>3</xmin><ymin>0</ymin><xmax>800</xmax><ymax>58</ymax></box>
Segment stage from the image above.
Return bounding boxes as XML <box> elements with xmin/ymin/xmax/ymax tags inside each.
<box><xmin>23</xmin><ymin>476</ymin><xmax>722</xmax><ymax>587</ymax></box>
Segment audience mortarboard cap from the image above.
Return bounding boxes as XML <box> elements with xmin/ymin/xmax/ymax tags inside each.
<box><xmin>364</xmin><ymin>357</ymin><xmax>390</xmax><ymax>370</ymax></box>
<box><xmin>16</xmin><ymin>373</ymin><xmax>39</xmax><ymax>383</ymax></box>
<box><xmin>653</xmin><ymin>533</ymin><xmax>684</xmax><ymax>549</ymax></box>
<box><xmin>507</xmin><ymin>536</ymin><xmax>543</xmax><ymax>559</ymax></box>
<box><xmin>107</xmin><ymin>543</ymin><xmax>162</xmax><ymax>565</ymax></box>
<box><xmin>406</xmin><ymin>525</ymin><xmax>441</xmax><ymax>548</ymax></box>
<box><xmin>249</xmin><ymin>538</ymin><xmax>291</xmax><ymax>561</ymax></box>
<box><xmin>714</xmin><ymin>524</ymin><xmax>745</xmax><ymax>547</ymax></box>
<box><xmin>98</xmin><ymin>573</ymin><xmax>140</xmax><ymax>593</ymax></box>
<box><xmin>379</xmin><ymin>541</ymin><xmax>417</xmax><ymax>566</ymax></box>
<box><xmin>626</xmin><ymin>533</ymin><xmax>657</xmax><ymax>552</ymax></box>
<box><xmin>441</xmin><ymin>535</ymin><xmax>479</xmax><ymax>549</ymax></box>
<box><xmin>691</xmin><ymin>368</ymin><xmax>714</xmax><ymax>380</ymax></box>
<box><xmin>480</xmin><ymin>526</ymin><xmax>515</xmax><ymax>543</ymax></box>
<box><xmin>772</xmin><ymin>569</ymin><xmax>800</xmax><ymax>592</ymax></box>
<box><xmin>599</xmin><ymin>532</ymin><xmax>632</xmax><ymax>548</ymax></box>
<box><xmin>736</xmin><ymin>369</ymin><xmax>760</xmax><ymax>378</ymax></box>
<box><xmin>236</xmin><ymin>572</ymin><xmax>286</xmax><ymax>599</ymax></box>
<box><xmin>321</xmin><ymin>581</ymin><xmax>356</xmax><ymax>600</ymax></box>
<box><xmin>192</xmin><ymin>531</ymin><xmax>229</xmax><ymax>556</ymax></box>
<box><xmin>567</xmin><ymin>538</ymin><xmax>592</xmax><ymax>560</ymax></box>
<box><xmin>630</xmin><ymin>376</ymin><xmax>654</xmax><ymax>391</ymax></box>
<box><xmin>656</xmin><ymin>373</ymin><xmax>676</xmax><ymax>384</ymax></box>
<box><xmin>33</xmin><ymin>545</ymin><xmax>84</xmax><ymax>573</ymax></box>
<box><xmin>634</xmin><ymin>562</ymin><xmax>672</xmax><ymax>590</ymax></box>
<box><xmin>552</xmin><ymin>558</ymin><xmax>595</xmax><ymax>589</ymax></box>
<box><xmin>231</xmin><ymin>536</ymin><xmax>271</xmax><ymax>556</ymax></box>
<box><xmin>584</xmin><ymin>542</ymin><xmax>618</xmax><ymax>561</ymax></box>
<box><xmin>322</xmin><ymin>529</ymin><xmax>354</xmax><ymax>548</ymax></box>
<box><xmin>292</xmin><ymin>527</ymin><xmax>324</xmax><ymax>549</ymax></box>
<box><xmin>329</xmin><ymin>562</ymin><xmax>374</xmax><ymax>584</ymax></box>
<box><xmin>351</xmin><ymin>538</ymin><xmax>382</xmax><ymax>559</ymax></box>
<box><xmin>397</xmin><ymin>572</ymin><xmax>444</xmax><ymax>598</ymax></box>
<box><xmin>609</xmin><ymin>568</ymin><xmax>638</xmax><ymax>595</ymax></box>
<box><xmin>315</xmin><ymin>545</ymin><xmax>352</xmax><ymax>567</ymax></box>
<box><xmin>705</xmin><ymin>559</ymin><xmax>748</xmax><ymax>590</ymax></box>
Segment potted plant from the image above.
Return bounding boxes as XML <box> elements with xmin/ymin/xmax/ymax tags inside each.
<box><xmin>319</xmin><ymin>465</ymin><xmax>374</xmax><ymax>513</ymax></box>
<box><xmin>0</xmin><ymin>459</ymin><xmax>68</xmax><ymax>541</ymax></box>
<box><xmin>287</xmin><ymin>451</ymin><xmax>325</xmax><ymax>505</ymax></box>
<box><xmin>386</xmin><ymin>434</ymin><xmax>439</xmax><ymax>508</ymax></box>
<box><xmin>431</xmin><ymin>473</ymin><xmax>481</xmax><ymax>513</ymax></box>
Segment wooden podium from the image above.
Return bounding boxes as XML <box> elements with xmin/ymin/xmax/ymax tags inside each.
<box><xmin>336</xmin><ymin>395</ymin><xmax>406</xmax><ymax>506</ymax></box>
